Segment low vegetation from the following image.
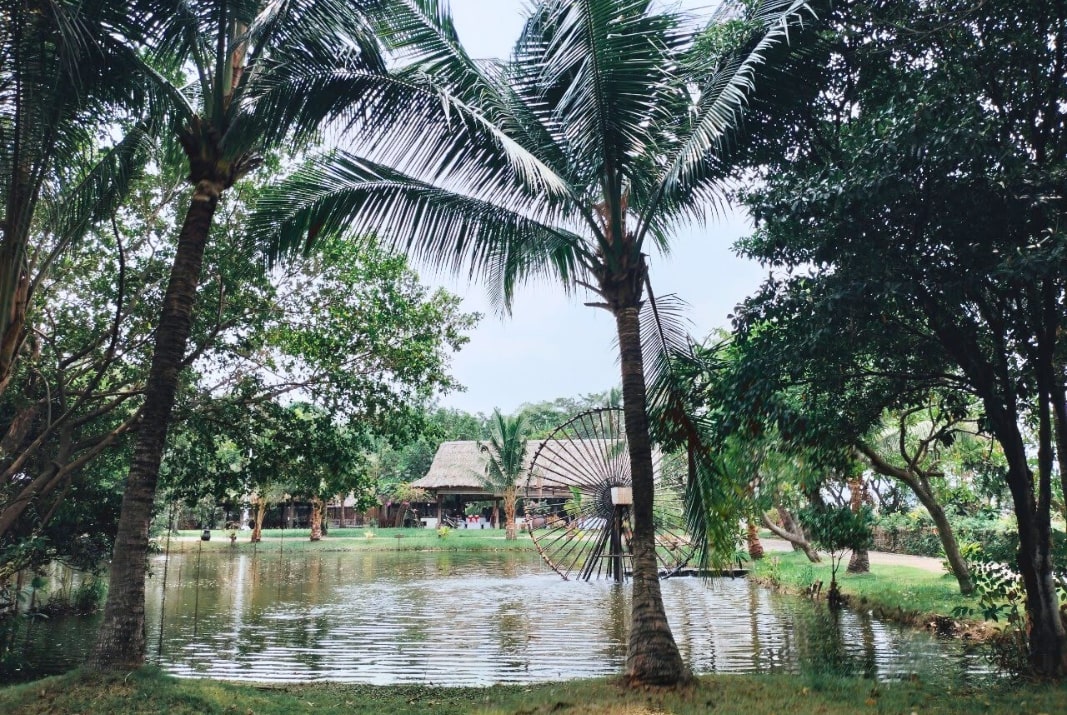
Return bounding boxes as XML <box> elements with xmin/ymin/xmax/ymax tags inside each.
<box><xmin>164</xmin><ymin>528</ymin><xmax>539</xmax><ymax>554</ymax></box>
<box><xmin>2</xmin><ymin>667</ymin><xmax>1065</xmax><ymax>715</ymax></box>
<box><xmin>750</xmin><ymin>550</ymin><xmax>985</xmax><ymax>634</ymax></box>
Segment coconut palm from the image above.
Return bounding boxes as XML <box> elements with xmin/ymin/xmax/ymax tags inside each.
<box><xmin>91</xmin><ymin>0</ymin><xmax>395</xmax><ymax>670</ymax></box>
<box><xmin>480</xmin><ymin>409</ymin><xmax>528</xmax><ymax>541</ymax></box>
<box><xmin>252</xmin><ymin>0</ymin><xmax>813</xmax><ymax>686</ymax></box>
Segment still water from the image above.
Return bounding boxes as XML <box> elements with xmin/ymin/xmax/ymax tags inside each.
<box><xmin>4</xmin><ymin>549</ymin><xmax>988</xmax><ymax>685</ymax></box>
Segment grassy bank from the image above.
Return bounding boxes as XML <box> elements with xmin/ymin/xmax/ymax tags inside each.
<box><xmin>749</xmin><ymin>550</ymin><xmax>987</xmax><ymax>633</ymax></box>
<box><xmin>2</xmin><ymin>667</ymin><xmax>1064</xmax><ymax>714</ymax></box>
<box><xmin>162</xmin><ymin>527</ymin><xmax>539</xmax><ymax>554</ymax></box>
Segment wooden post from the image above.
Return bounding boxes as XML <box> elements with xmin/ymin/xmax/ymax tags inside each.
<box><xmin>436</xmin><ymin>493</ymin><xmax>443</xmax><ymax>526</ymax></box>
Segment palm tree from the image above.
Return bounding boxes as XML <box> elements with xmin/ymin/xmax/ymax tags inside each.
<box><xmin>480</xmin><ymin>409</ymin><xmax>528</xmax><ymax>541</ymax></box>
<box><xmin>91</xmin><ymin>0</ymin><xmax>394</xmax><ymax>670</ymax></box>
<box><xmin>253</xmin><ymin>0</ymin><xmax>814</xmax><ymax>685</ymax></box>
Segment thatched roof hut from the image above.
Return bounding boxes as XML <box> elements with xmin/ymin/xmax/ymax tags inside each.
<box><xmin>411</xmin><ymin>439</ymin><xmax>633</xmax><ymax>497</ymax></box>
<box><xmin>410</xmin><ymin>441</ymin><xmax>534</xmax><ymax>496</ymax></box>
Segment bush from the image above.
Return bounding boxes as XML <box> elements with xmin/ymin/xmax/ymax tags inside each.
<box><xmin>869</xmin><ymin>512</ymin><xmax>1037</xmax><ymax>565</ymax></box>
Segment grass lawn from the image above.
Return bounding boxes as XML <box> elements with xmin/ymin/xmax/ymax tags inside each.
<box><xmin>163</xmin><ymin>527</ymin><xmax>539</xmax><ymax>554</ymax></box>
<box><xmin>2</xmin><ymin>667</ymin><xmax>1064</xmax><ymax>715</ymax></box>
<box><xmin>749</xmin><ymin>550</ymin><xmax>985</xmax><ymax>631</ymax></box>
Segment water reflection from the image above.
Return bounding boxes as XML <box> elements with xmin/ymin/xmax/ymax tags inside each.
<box><xmin>3</xmin><ymin>550</ymin><xmax>989</xmax><ymax>686</ymax></box>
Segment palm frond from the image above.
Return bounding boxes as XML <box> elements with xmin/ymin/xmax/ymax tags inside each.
<box><xmin>249</xmin><ymin>151</ymin><xmax>588</xmax><ymax>292</ymax></box>
<box><xmin>373</xmin><ymin>0</ymin><xmax>489</xmax><ymax>102</ymax></box>
<box><xmin>636</xmin><ymin>0</ymin><xmax>816</xmax><ymax>240</ymax></box>
<box><xmin>518</xmin><ymin>0</ymin><xmax>682</xmax><ymax>220</ymax></box>
<box><xmin>32</xmin><ymin>124</ymin><xmax>156</xmax><ymax>284</ymax></box>
<box><xmin>479</xmin><ymin>409</ymin><xmax>529</xmax><ymax>491</ymax></box>
<box><xmin>640</xmin><ymin>285</ymin><xmax>745</xmax><ymax>569</ymax></box>
<box><xmin>246</xmin><ymin>62</ymin><xmax>573</xmax><ymax>205</ymax></box>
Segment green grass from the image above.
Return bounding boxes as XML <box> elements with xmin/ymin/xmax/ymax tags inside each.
<box><xmin>1</xmin><ymin>667</ymin><xmax>1064</xmax><ymax>715</ymax></box>
<box><xmin>163</xmin><ymin>527</ymin><xmax>539</xmax><ymax>554</ymax></box>
<box><xmin>750</xmin><ymin>550</ymin><xmax>985</xmax><ymax>629</ymax></box>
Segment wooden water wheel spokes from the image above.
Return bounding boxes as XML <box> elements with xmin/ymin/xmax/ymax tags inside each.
<box><xmin>524</xmin><ymin>408</ymin><xmax>693</xmax><ymax>582</ymax></box>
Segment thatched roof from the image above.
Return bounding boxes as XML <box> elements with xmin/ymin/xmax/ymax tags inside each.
<box><xmin>410</xmin><ymin>439</ymin><xmax>635</xmax><ymax>496</ymax></box>
<box><xmin>410</xmin><ymin>441</ymin><xmax>535</xmax><ymax>494</ymax></box>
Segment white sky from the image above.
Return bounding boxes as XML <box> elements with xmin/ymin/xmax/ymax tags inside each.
<box><xmin>427</xmin><ymin>0</ymin><xmax>768</xmax><ymax>415</ymax></box>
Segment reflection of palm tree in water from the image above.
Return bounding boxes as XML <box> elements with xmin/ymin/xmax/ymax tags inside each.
<box><xmin>794</xmin><ymin>604</ymin><xmax>850</xmax><ymax>677</ymax></box>
<box><xmin>858</xmin><ymin>610</ymin><xmax>877</xmax><ymax>679</ymax></box>
<box><xmin>495</xmin><ymin>600</ymin><xmax>529</xmax><ymax>657</ymax></box>
<box><xmin>748</xmin><ymin>581</ymin><xmax>762</xmax><ymax>671</ymax></box>
<box><xmin>593</xmin><ymin>586</ymin><xmax>629</xmax><ymax>664</ymax></box>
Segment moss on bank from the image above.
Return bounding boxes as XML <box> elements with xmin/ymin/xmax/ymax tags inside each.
<box><xmin>1</xmin><ymin>667</ymin><xmax>1063</xmax><ymax>715</ymax></box>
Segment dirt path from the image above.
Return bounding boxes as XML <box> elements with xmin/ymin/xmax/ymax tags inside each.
<box><xmin>760</xmin><ymin>538</ymin><xmax>946</xmax><ymax>573</ymax></box>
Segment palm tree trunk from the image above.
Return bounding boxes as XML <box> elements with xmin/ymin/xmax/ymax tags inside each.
<box><xmin>251</xmin><ymin>496</ymin><xmax>266</xmax><ymax>542</ymax></box>
<box><xmin>90</xmin><ymin>179</ymin><xmax>222</xmax><ymax>670</ymax></box>
<box><xmin>847</xmin><ymin>476</ymin><xmax>869</xmax><ymax>574</ymax></box>
<box><xmin>504</xmin><ymin>486</ymin><xmax>517</xmax><ymax>540</ymax></box>
<box><xmin>615</xmin><ymin>305</ymin><xmax>686</xmax><ymax>686</ymax></box>
<box><xmin>309</xmin><ymin>497</ymin><xmax>323</xmax><ymax>541</ymax></box>
<box><xmin>746</xmin><ymin>520</ymin><xmax>764</xmax><ymax>560</ymax></box>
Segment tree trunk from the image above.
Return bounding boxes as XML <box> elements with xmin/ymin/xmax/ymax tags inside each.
<box><xmin>309</xmin><ymin>497</ymin><xmax>323</xmax><ymax>541</ymax></box>
<box><xmin>746</xmin><ymin>519</ymin><xmax>764</xmax><ymax>560</ymax></box>
<box><xmin>847</xmin><ymin>476</ymin><xmax>869</xmax><ymax>574</ymax></box>
<box><xmin>251</xmin><ymin>497</ymin><xmax>266</xmax><ymax>542</ymax></box>
<box><xmin>777</xmin><ymin>506</ymin><xmax>806</xmax><ymax>554</ymax></box>
<box><xmin>762</xmin><ymin>512</ymin><xmax>821</xmax><ymax>563</ymax></box>
<box><xmin>925</xmin><ymin>499</ymin><xmax>972</xmax><ymax>593</ymax></box>
<box><xmin>855</xmin><ymin>443</ymin><xmax>973</xmax><ymax>593</ymax></box>
<box><xmin>504</xmin><ymin>486</ymin><xmax>517</xmax><ymax>540</ymax></box>
<box><xmin>90</xmin><ymin>179</ymin><xmax>222</xmax><ymax>671</ymax></box>
<box><xmin>1051</xmin><ymin>356</ymin><xmax>1067</xmax><ymax>522</ymax></box>
<box><xmin>997</xmin><ymin>415</ymin><xmax>1065</xmax><ymax>676</ymax></box>
<box><xmin>614</xmin><ymin>305</ymin><xmax>686</xmax><ymax>686</ymax></box>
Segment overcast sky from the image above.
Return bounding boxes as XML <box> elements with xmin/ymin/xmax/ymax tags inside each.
<box><xmin>424</xmin><ymin>0</ymin><xmax>768</xmax><ymax>415</ymax></box>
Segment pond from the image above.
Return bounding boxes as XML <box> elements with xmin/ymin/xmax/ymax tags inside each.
<box><xmin>3</xmin><ymin>549</ymin><xmax>989</xmax><ymax>685</ymax></box>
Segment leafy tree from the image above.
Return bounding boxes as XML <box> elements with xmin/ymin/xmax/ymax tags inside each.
<box><xmin>798</xmin><ymin>503</ymin><xmax>872</xmax><ymax>608</ymax></box>
<box><xmin>515</xmin><ymin>390</ymin><xmax>621</xmax><ymax>438</ymax></box>
<box><xmin>1</xmin><ymin>149</ymin><xmax>475</xmax><ymax>577</ymax></box>
<box><xmin>479</xmin><ymin>409</ymin><xmax>529</xmax><ymax>540</ymax></box>
<box><xmin>854</xmin><ymin>399</ymin><xmax>1001</xmax><ymax>594</ymax></box>
<box><xmin>253</xmin><ymin>0</ymin><xmax>815</xmax><ymax>685</ymax></box>
<box><xmin>0</xmin><ymin>2</ymin><xmax>154</xmax><ymax>396</ymax></box>
<box><xmin>733</xmin><ymin>0</ymin><xmax>1067</xmax><ymax>674</ymax></box>
<box><xmin>268</xmin><ymin>405</ymin><xmax>370</xmax><ymax>541</ymax></box>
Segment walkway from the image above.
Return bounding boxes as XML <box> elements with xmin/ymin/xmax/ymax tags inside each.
<box><xmin>760</xmin><ymin>538</ymin><xmax>946</xmax><ymax>574</ymax></box>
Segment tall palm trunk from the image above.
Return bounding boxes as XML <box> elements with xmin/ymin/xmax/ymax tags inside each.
<box><xmin>0</xmin><ymin>244</ymin><xmax>29</xmax><ymax>399</ymax></box>
<box><xmin>746</xmin><ymin>520</ymin><xmax>764</xmax><ymax>561</ymax></box>
<box><xmin>615</xmin><ymin>304</ymin><xmax>686</xmax><ymax>685</ymax></box>
<box><xmin>90</xmin><ymin>178</ymin><xmax>223</xmax><ymax>670</ymax></box>
<box><xmin>309</xmin><ymin>497</ymin><xmax>323</xmax><ymax>541</ymax></box>
<box><xmin>251</xmin><ymin>496</ymin><xmax>266</xmax><ymax>542</ymax></box>
<box><xmin>846</xmin><ymin>476</ymin><xmax>869</xmax><ymax>574</ymax></box>
<box><xmin>503</xmin><ymin>486</ymin><xmax>517</xmax><ymax>540</ymax></box>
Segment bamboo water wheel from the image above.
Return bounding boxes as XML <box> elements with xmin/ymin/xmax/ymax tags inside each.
<box><xmin>524</xmin><ymin>408</ymin><xmax>693</xmax><ymax>582</ymax></box>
